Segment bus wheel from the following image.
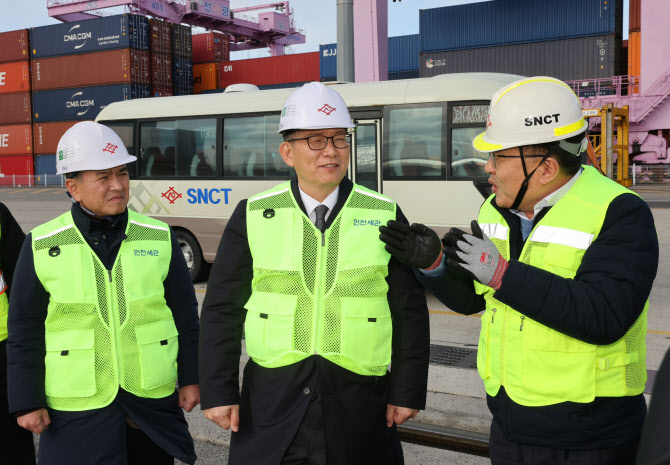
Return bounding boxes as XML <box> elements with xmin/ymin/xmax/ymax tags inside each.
<box><xmin>176</xmin><ymin>230</ymin><xmax>204</xmax><ymax>282</ymax></box>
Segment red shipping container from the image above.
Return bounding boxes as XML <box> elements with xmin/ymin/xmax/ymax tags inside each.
<box><xmin>149</xmin><ymin>18</ymin><xmax>172</xmax><ymax>55</ymax></box>
<box><xmin>32</xmin><ymin>49</ymin><xmax>151</xmax><ymax>91</ymax></box>
<box><xmin>33</xmin><ymin>121</ymin><xmax>81</xmax><ymax>155</ymax></box>
<box><xmin>151</xmin><ymin>86</ymin><xmax>174</xmax><ymax>97</ymax></box>
<box><xmin>0</xmin><ymin>155</ymin><xmax>34</xmax><ymax>185</ymax></box>
<box><xmin>220</xmin><ymin>53</ymin><xmax>319</xmax><ymax>88</ymax></box>
<box><xmin>629</xmin><ymin>0</ymin><xmax>640</xmax><ymax>32</ymax></box>
<box><xmin>193</xmin><ymin>63</ymin><xmax>219</xmax><ymax>94</ymax></box>
<box><xmin>0</xmin><ymin>61</ymin><xmax>31</xmax><ymax>94</ymax></box>
<box><xmin>0</xmin><ymin>30</ymin><xmax>30</xmax><ymax>64</ymax></box>
<box><xmin>192</xmin><ymin>33</ymin><xmax>230</xmax><ymax>63</ymax></box>
<box><xmin>0</xmin><ymin>124</ymin><xmax>32</xmax><ymax>155</ymax></box>
<box><xmin>0</xmin><ymin>93</ymin><xmax>31</xmax><ymax>125</ymax></box>
<box><xmin>151</xmin><ymin>53</ymin><xmax>173</xmax><ymax>88</ymax></box>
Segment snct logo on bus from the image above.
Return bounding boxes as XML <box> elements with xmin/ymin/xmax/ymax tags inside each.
<box><xmin>185</xmin><ymin>188</ymin><xmax>232</xmax><ymax>205</ymax></box>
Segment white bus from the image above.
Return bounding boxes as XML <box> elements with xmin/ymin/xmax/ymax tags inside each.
<box><xmin>96</xmin><ymin>72</ymin><xmax>521</xmax><ymax>280</ymax></box>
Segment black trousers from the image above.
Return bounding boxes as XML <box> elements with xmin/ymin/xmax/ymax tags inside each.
<box><xmin>0</xmin><ymin>340</ymin><xmax>36</xmax><ymax>465</ymax></box>
<box><xmin>281</xmin><ymin>394</ymin><xmax>327</xmax><ymax>465</ymax></box>
<box><xmin>489</xmin><ymin>420</ymin><xmax>639</xmax><ymax>465</ymax></box>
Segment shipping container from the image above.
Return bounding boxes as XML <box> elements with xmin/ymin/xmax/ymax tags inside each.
<box><xmin>0</xmin><ymin>61</ymin><xmax>31</xmax><ymax>94</ymax></box>
<box><xmin>151</xmin><ymin>53</ymin><xmax>173</xmax><ymax>88</ymax></box>
<box><xmin>201</xmin><ymin>88</ymin><xmax>225</xmax><ymax>94</ymax></box>
<box><xmin>174</xmin><ymin>88</ymin><xmax>194</xmax><ymax>96</ymax></box>
<box><xmin>33</xmin><ymin>121</ymin><xmax>80</xmax><ymax>154</ymax></box>
<box><xmin>34</xmin><ymin>154</ymin><xmax>57</xmax><ymax>174</ymax></box>
<box><xmin>0</xmin><ymin>124</ymin><xmax>32</xmax><ymax>155</ymax></box>
<box><xmin>389</xmin><ymin>70</ymin><xmax>419</xmax><ymax>81</ymax></box>
<box><xmin>0</xmin><ymin>155</ymin><xmax>34</xmax><ymax>185</ymax></box>
<box><xmin>33</xmin><ymin>84</ymin><xmax>150</xmax><ymax>123</ymax></box>
<box><xmin>192</xmin><ymin>32</ymin><xmax>230</xmax><ymax>63</ymax></box>
<box><xmin>193</xmin><ymin>63</ymin><xmax>219</xmax><ymax>93</ymax></box>
<box><xmin>419</xmin><ymin>35</ymin><xmax>621</xmax><ymax>82</ymax></box>
<box><xmin>220</xmin><ymin>52</ymin><xmax>319</xmax><ymax>88</ymax></box>
<box><xmin>151</xmin><ymin>86</ymin><xmax>174</xmax><ymax>97</ymax></box>
<box><xmin>420</xmin><ymin>0</ymin><xmax>623</xmax><ymax>53</ymax></box>
<box><xmin>629</xmin><ymin>31</ymin><xmax>641</xmax><ymax>77</ymax></box>
<box><xmin>171</xmin><ymin>24</ymin><xmax>192</xmax><ymax>58</ymax></box>
<box><xmin>148</xmin><ymin>18</ymin><xmax>171</xmax><ymax>55</ymax></box>
<box><xmin>0</xmin><ymin>93</ymin><xmax>31</xmax><ymax>125</ymax></box>
<box><xmin>173</xmin><ymin>56</ymin><xmax>194</xmax><ymax>90</ymax></box>
<box><xmin>31</xmin><ymin>14</ymin><xmax>149</xmax><ymax>58</ymax></box>
<box><xmin>0</xmin><ymin>30</ymin><xmax>30</xmax><ymax>64</ymax></box>
<box><xmin>257</xmin><ymin>81</ymin><xmax>307</xmax><ymax>90</ymax></box>
<box><xmin>629</xmin><ymin>0</ymin><xmax>641</xmax><ymax>31</ymax></box>
<box><xmin>319</xmin><ymin>34</ymin><xmax>419</xmax><ymax>80</ymax></box>
<box><xmin>32</xmin><ymin>48</ymin><xmax>151</xmax><ymax>91</ymax></box>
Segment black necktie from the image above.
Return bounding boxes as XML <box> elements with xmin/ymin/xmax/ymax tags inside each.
<box><xmin>314</xmin><ymin>204</ymin><xmax>328</xmax><ymax>233</ymax></box>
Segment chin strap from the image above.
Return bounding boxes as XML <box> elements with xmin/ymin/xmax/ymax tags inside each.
<box><xmin>510</xmin><ymin>146</ymin><xmax>552</xmax><ymax>210</ymax></box>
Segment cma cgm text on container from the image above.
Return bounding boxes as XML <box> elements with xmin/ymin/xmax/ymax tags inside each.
<box><xmin>220</xmin><ymin>52</ymin><xmax>319</xmax><ymax>88</ymax></box>
<box><xmin>30</xmin><ymin>14</ymin><xmax>149</xmax><ymax>58</ymax></box>
<box><xmin>419</xmin><ymin>0</ymin><xmax>623</xmax><ymax>53</ymax></box>
<box><xmin>32</xmin><ymin>84</ymin><xmax>150</xmax><ymax>122</ymax></box>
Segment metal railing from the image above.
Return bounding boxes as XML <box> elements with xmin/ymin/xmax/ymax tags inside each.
<box><xmin>0</xmin><ymin>175</ymin><xmax>65</xmax><ymax>188</ymax></box>
<box><xmin>566</xmin><ymin>75</ymin><xmax>641</xmax><ymax>98</ymax></box>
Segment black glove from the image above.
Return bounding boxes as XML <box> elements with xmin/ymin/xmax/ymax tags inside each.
<box><xmin>443</xmin><ymin>220</ymin><xmax>508</xmax><ymax>290</ymax></box>
<box><xmin>379</xmin><ymin>220</ymin><xmax>442</xmax><ymax>269</ymax></box>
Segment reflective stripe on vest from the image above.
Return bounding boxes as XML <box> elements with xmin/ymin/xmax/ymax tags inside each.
<box><xmin>474</xmin><ymin>166</ymin><xmax>648</xmax><ymax>406</ymax></box>
<box><xmin>245</xmin><ymin>182</ymin><xmax>396</xmax><ymax>376</ymax></box>
<box><xmin>32</xmin><ymin>210</ymin><xmax>177</xmax><ymax>411</ymax></box>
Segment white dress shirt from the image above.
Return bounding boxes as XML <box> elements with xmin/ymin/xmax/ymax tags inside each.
<box><xmin>298</xmin><ymin>185</ymin><xmax>339</xmax><ymax>225</ymax></box>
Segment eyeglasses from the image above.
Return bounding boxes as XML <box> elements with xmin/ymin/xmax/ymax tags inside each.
<box><xmin>489</xmin><ymin>152</ymin><xmax>546</xmax><ymax>168</ymax></box>
<box><xmin>288</xmin><ymin>134</ymin><xmax>351</xmax><ymax>151</ymax></box>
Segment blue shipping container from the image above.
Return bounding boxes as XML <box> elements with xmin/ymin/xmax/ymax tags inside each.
<box><xmin>420</xmin><ymin>0</ymin><xmax>623</xmax><ymax>53</ymax></box>
<box><xmin>174</xmin><ymin>88</ymin><xmax>194</xmax><ymax>96</ymax></box>
<box><xmin>173</xmin><ymin>57</ymin><xmax>194</xmax><ymax>90</ymax></box>
<box><xmin>32</xmin><ymin>84</ymin><xmax>150</xmax><ymax>123</ymax></box>
<box><xmin>389</xmin><ymin>70</ymin><xmax>420</xmax><ymax>81</ymax></box>
<box><xmin>258</xmin><ymin>81</ymin><xmax>308</xmax><ymax>90</ymax></box>
<box><xmin>34</xmin><ymin>155</ymin><xmax>64</xmax><ymax>186</ymax></box>
<box><xmin>31</xmin><ymin>14</ymin><xmax>149</xmax><ymax>59</ymax></box>
<box><xmin>319</xmin><ymin>34</ymin><xmax>419</xmax><ymax>79</ymax></box>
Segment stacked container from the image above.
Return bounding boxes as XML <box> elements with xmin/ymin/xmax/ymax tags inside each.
<box><xmin>320</xmin><ymin>35</ymin><xmax>420</xmax><ymax>82</ymax></box>
<box><xmin>419</xmin><ymin>0</ymin><xmax>624</xmax><ymax>82</ymax></box>
<box><xmin>628</xmin><ymin>0</ymin><xmax>641</xmax><ymax>93</ymax></box>
<box><xmin>0</xmin><ymin>29</ymin><xmax>34</xmax><ymax>180</ymax></box>
<box><xmin>191</xmin><ymin>32</ymin><xmax>230</xmax><ymax>94</ymax></box>
<box><xmin>149</xmin><ymin>19</ymin><xmax>173</xmax><ymax>97</ymax></box>
<box><xmin>171</xmin><ymin>24</ymin><xmax>193</xmax><ymax>95</ymax></box>
<box><xmin>220</xmin><ymin>52</ymin><xmax>319</xmax><ymax>89</ymax></box>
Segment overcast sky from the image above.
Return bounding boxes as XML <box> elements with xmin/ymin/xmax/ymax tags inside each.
<box><xmin>1</xmin><ymin>0</ymin><xmax>629</xmax><ymax>60</ymax></box>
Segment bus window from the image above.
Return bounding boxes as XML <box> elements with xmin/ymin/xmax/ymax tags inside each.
<box><xmin>223</xmin><ymin>115</ymin><xmax>290</xmax><ymax>178</ymax></box>
<box><xmin>449</xmin><ymin>104</ymin><xmax>489</xmax><ymax>179</ymax></box>
<box><xmin>105</xmin><ymin>122</ymin><xmax>135</xmax><ymax>174</ymax></box>
<box><xmin>384</xmin><ymin>105</ymin><xmax>444</xmax><ymax>180</ymax></box>
<box><xmin>139</xmin><ymin>118</ymin><xmax>217</xmax><ymax>178</ymax></box>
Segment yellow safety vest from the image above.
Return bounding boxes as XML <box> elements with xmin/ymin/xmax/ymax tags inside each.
<box><xmin>0</xmin><ymin>219</ymin><xmax>7</xmax><ymax>342</ymax></box>
<box><xmin>32</xmin><ymin>210</ymin><xmax>178</xmax><ymax>411</ymax></box>
<box><xmin>474</xmin><ymin>166</ymin><xmax>647</xmax><ymax>406</ymax></box>
<box><xmin>245</xmin><ymin>182</ymin><xmax>396</xmax><ymax>376</ymax></box>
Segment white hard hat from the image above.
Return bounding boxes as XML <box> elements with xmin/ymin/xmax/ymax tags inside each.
<box><xmin>57</xmin><ymin>121</ymin><xmax>137</xmax><ymax>175</ymax></box>
<box><xmin>278</xmin><ymin>82</ymin><xmax>355</xmax><ymax>133</ymax></box>
<box><xmin>473</xmin><ymin>76</ymin><xmax>588</xmax><ymax>153</ymax></box>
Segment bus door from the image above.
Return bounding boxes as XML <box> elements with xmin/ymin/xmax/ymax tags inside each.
<box><xmin>350</xmin><ymin>119</ymin><xmax>381</xmax><ymax>192</ymax></box>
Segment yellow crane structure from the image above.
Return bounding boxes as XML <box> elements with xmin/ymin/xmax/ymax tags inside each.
<box><xmin>583</xmin><ymin>104</ymin><xmax>631</xmax><ymax>187</ymax></box>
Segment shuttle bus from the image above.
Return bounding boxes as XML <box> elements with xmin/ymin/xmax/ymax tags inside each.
<box><xmin>96</xmin><ymin>72</ymin><xmax>521</xmax><ymax>280</ymax></box>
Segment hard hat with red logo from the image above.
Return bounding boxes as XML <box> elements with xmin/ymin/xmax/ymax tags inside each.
<box><xmin>472</xmin><ymin>76</ymin><xmax>588</xmax><ymax>154</ymax></box>
<box><xmin>278</xmin><ymin>82</ymin><xmax>355</xmax><ymax>133</ymax></box>
<box><xmin>56</xmin><ymin>121</ymin><xmax>136</xmax><ymax>175</ymax></box>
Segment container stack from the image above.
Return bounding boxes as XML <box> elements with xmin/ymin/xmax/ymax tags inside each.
<box><xmin>0</xmin><ymin>29</ymin><xmax>34</xmax><ymax>182</ymax></box>
<box><xmin>628</xmin><ymin>0</ymin><xmax>641</xmax><ymax>91</ymax></box>
<box><xmin>30</xmin><ymin>14</ymin><xmax>151</xmax><ymax>180</ymax></box>
<box><xmin>419</xmin><ymin>0</ymin><xmax>624</xmax><ymax>82</ymax></box>
<box><xmin>192</xmin><ymin>32</ymin><xmax>230</xmax><ymax>94</ymax></box>
<box><xmin>149</xmin><ymin>18</ymin><xmax>173</xmax><ymax>97</ymax></box>
<box><xmin>319</xmin><ymin>34</ymin><xmax>420</xmax><ymax>82</ymax></box>
<box><xmin>171</xmin><ymin>24</ymin><xmax>193</xmax><ymax>95</ymax></box>
<box><xmin>219</xmin><ymin>52</ymin><xmax>319</xmax><ymax>90</ymax></box>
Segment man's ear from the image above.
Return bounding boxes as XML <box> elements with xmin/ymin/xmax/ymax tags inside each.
<box><xmin>539</xmin><ymin>156</ymin><xmax>561</xmax><ymax>185</ymax></box>
<box><xmin>65</xmin><ymin>178</ymin><xmax>82</xmax><ymax>202</ymax></box>
<box><xmin>279</xmin><ymin>141</ymin><xmax>295</xmax><ymax>167</ymax></box>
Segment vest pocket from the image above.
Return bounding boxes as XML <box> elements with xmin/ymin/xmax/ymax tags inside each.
<box><xmin>135</xmin><ymin>319</ymin><xmax>179</xmax><ymax>390</ymax></box>
<box><xmin>340</xmin><ymin>296</ymin><xmax>392</xmax><ymax>367</ymax></box>
<box><xmin>244</xmin><ymin>292</ymin><xmax>298</xmax><ymax>362</ymax></box>
<box><xmin>45</xmin><ymin>329</ymin><xmax>96</xmax><ymax>398</ymax></box>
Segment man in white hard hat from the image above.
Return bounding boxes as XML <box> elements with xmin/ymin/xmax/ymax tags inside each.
<box><xmin>200</xmin><ymin>82</ymin><xmax>430</xmax><ymax>465</ymax></box>
<box><xmin>380</xmin><ymin>76</ymin><xmax>659</xmax><ymax>465</ymax></box>
<box><xmin>7</xmin><ymin>121</ymin><xmax>201</xmax><ymax>464</ymax></box>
